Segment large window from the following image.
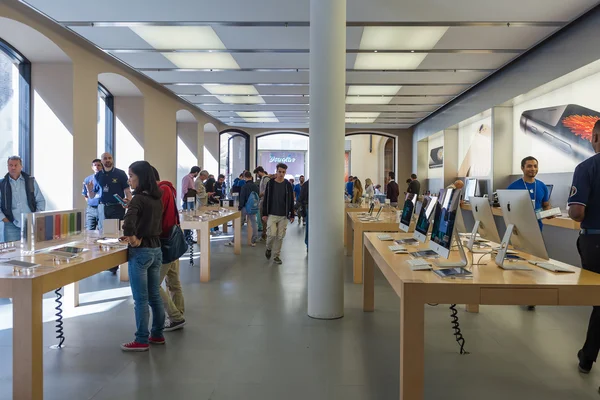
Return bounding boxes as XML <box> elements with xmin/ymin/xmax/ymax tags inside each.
<box><xmin>219</xmin><ymin>130</ymin><xmax>249</xmax><ymax>189</ymax></box>
<box><xmin>256</xmin><ymin>133</ymin><xmax>309</xmax><ymax>179</ymax></box>
<box><xmin>97</xmin><ymin>84</ymin><xmax>114</xmax><ymax>156</ymax></box>
<box><xmin>0</xmin><ymin>38</ymin><xmax>30</xmax><ymax>171</ymax></box>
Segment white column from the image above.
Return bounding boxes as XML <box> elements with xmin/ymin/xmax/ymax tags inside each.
<box><xmin>197</xmin><ymin>123</ymin><xmax>205</xmax><ymax>168</ymax></box>
<box><xmin>307</xmin><ymin>0</ymin><xmax>346</xmax><ymax>319</ymax></box>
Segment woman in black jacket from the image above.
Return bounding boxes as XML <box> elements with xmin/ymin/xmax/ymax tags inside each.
<box><xmin>119</xmin><ymin>161</ymin><xmax>165</xmax><ymax>352</ymax></box>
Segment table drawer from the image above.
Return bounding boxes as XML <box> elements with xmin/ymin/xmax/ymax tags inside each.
<box><xmin>480</xmin><ymin>288</ymin><xmax>558</xmax><ymax>305</ymax></box>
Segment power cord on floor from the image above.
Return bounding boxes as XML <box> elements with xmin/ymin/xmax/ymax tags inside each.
<box><xmin>450</xmin><ymin>304</ymin><xmax>469</xmax><ymax>355</ymax></box>
<box><xmin>51</xmin><ymin>287</ymin><xmax>65</xmax><ymax>349</ymax></box>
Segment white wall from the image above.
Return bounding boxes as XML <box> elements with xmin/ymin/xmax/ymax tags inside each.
<box><xmin>114</xmin><ymin>96</ymin><xmax>144</xmax><ymax>171</ymax></box>
<box><xmin>458</xmin><ymin>115</ymin><xmax>492</xmax><ymax>178</ymax></box>
<box><xmin>346</xmin><ymin>134</ymin><xmax>387</xmax><ymax>187</ymax></box>
<box><xmin>32</xmin><ymin>62</ymin><xmax>74</xmax><ymax>211</ymax></box>
<box><xmin>176</xmin><ymin>122</ymin><xmax>198</xmax><ymax>198</ymax></box>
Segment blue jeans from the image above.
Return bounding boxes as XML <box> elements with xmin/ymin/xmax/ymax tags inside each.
<box><xmin>85</xmin><ymin>206</ymin><xmax>99</xmax><ymax>231</ymax></box>
<box><xmin>305</xmin><ymin>208</ymin><xmax>308</xmax><ymax>248</ymax></box>
<box><xmin>128</xmin><ymin>247</ymin><xmax>165</xmax><ymax>344</ymax></box>
<box><xmin>3</xmin><ymin>221</ymin><xmax>20</xmax><ymax>242</ymax></box>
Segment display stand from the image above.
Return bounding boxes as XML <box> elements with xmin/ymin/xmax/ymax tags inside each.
<box><xmin>434</xmin><ymin>226</ymin><xmax>468</xmax><ymax>268</ymax></box>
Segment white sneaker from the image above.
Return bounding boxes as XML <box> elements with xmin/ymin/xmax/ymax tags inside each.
<box><xmin>250</xmin><ymin>243</ymin><xmax>256</xmax><ymax>247</ymax></box>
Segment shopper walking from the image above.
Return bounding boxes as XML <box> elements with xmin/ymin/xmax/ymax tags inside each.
<box><xmin>262</xmin><ymin>163</ymin><xmax>295</xmax><ymax>264</ymax></box>
<box><xmin>407</xmin><ymin>174</ymin><xmax>421</xmax><ymax>196</ymax></box>
<box><xmin>181</xmin><ymin>166</ymin><xmax>200</xmax><ymax>243</ymax></box>
<box><xmin>82</xmin><ymin>158</ymin><xmax>103</xmax><ymax>230</ymax></box>
<box><xmin>299</xmin><ymin>179</ymin><xmax>309</xmax><ymax>249</ymax></box>
<box><xmin>294</xmin><ymin>175</ymin><xmax>305</xmax><ymax>225</ymax></box>
<box><xmin>0</xmin><ymin>156</ymin><xmax>45</xmax><ymax>242</ymax></box>
<box><xmin>255</xmin><ymin>166</ymin><xmax>270</xmax><ymax>240</ymax></box>
<box><xmin>386</xmin><ymin>171</ymin><xmax>400</xmax><ymax>207</ymax></box>
<box><xmin>568</xmin><ymin>121</ymin><xmax>600</xmax><ymax>374</ymax></box>
<box><xmin>227</xmin><ymin>171</ymin><xmax>260</xmax><ymax>247</ymax></box>
<box><xmin>120</xmin><ymin>161</ymin><xmax>165</xmax><ymax>352</ymax></box>
<box><xmin>152</xmin><ymin>167</ymin><xmax>186</xmax><ymax>332</ymax></box>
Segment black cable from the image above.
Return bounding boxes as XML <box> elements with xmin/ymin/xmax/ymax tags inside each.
<box><xmin>189</xmin><ymin>240</ymin><xmax>194</xmax><ymax>266</ymax></box>
<box><xmin>54</xmin><ymin>287</ymin><xmax>65</xmax><ymax>348</ymax></box>
<box><xmin>449</xmin><ymin>304</ymin><xmax>469</xmax><ymax>355</ymax></box>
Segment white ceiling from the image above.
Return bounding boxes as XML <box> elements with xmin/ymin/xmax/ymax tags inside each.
<box><xmin>21</xmin><ymin>0</ymin><xmax>600</xmax><ymax>129</ymax></box>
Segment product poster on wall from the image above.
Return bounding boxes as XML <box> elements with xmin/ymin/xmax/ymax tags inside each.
<box><xmin>427</xmin><ymin>133</ymin><xmax>444</xmax><ymax>180</ymax></box>
<box><xmin>458</xmin><ymin>116</ymin><xmax>492</xmax><ymax>177</ymax></box>
<box><xmin>258</xmin><ymin>151</ymin><xmax>306</xmax><ymax>177</ymax></box>
<box><xmin>512</xmin><ymin>67</ymin><xmax>600</xmax><ymax>174</ymax></box>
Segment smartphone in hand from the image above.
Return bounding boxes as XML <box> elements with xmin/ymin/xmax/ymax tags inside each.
<box><xmin>113</xmin><ymin>194</ymin><xmax>127</xmax><ymax>207</ymax></box>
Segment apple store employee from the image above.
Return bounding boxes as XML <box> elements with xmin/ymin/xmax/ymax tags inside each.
<box><xmin>507</xmin><ymin>156</ymin><xmax>551</xmax><ymax>231</ymax></box>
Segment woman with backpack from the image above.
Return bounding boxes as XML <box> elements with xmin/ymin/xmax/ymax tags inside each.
<box><xmin>227</xmin><ymin>171</ymin><xmax>260</xmax><ymax>247</ymax></box>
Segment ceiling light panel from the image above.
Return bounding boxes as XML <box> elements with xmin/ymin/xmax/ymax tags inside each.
<box><xmin>164</xmin><ymin>53</ymin><xmax>240</xmax><ymax>69</ymax></box>
<box><xmin>346</xmin><ymin>118</ymin><xmax>377</xmax><ymax>124</ymax></box>
<box><xmin>216</xmin><ymin>95</ymin><xmax>265</xmax><ymax>104</ymax></box>
<box><xmin>354</xmin><ymin>27</ymin><xmax>448</xmax><ymax>71</ymax></box>
<box><xmin>345</xmin><ymin>96</ymin><xmax>394</xmax><ymax>105</ymax></box>
<box><xmin>347</xmin><ymin>86</ymin><xmax>402</xmax><ymax>96</ymax></box>
<box><xmin>131</xmin><ymin>26</ymin><xmax>227</xmax><ymax>50</ymax></box>
<box><xmin>345</xmin><ymin>112</ymin><xmax>380</xmax><ymax>118</ymax></box>
<box><xmin>203</xmin><ymin>84</ymin><xmax>259</xmax><ymax>95</ymax></box>
<box><xmin>236</xmin><ymin>112</ymin><xmax>277</xmax><ymax>118</ymax></box>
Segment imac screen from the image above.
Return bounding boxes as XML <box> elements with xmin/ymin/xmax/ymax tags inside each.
<box><xmin>415</xmin><ymin>196</ymin><xmax>437</xmax><ymax>237</ymax></box>
<box><xmin>464</xmin><ymin>178</ymin><xmax>477</xmax><ymax>202</ymax></box>
<box><xmin>400</xmin><ymin>193</ymin><xmax>417</xmax><ymax>228</ymax></box>
<box><xmin>430</xmin><ymin>188</ymin><xmax>461</xmax><ymax>250</ymax></box>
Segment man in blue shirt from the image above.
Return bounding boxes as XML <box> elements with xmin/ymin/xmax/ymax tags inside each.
<box><xmin>507</xmin><ymin>156</ymin><xmax>552</xmax><ymax>231</ymax></box>
<box><xmin>85</xmin><ymin>152</ymin><xmax>131</xmax><ymax>231</ymax></box>
<box><xmin>82</xmin><ymin>158</ymin><xmax>103</xmax><ymax>230</ymax></box>
<box><xmin>568</xmin><ymin>120</ymin><xmax>600</xmax><ymax>375</ymax></box>
<box><xmin>294</xmin><ymin>175</ymin><xmax>304</xmax><ymax>225</ymax></box>
<box><xmin>345</xmin><ymin>175</ymin><xmax>354</xmax><ymax>199</ymax></box>
<box><xmin>0</xmin><ymin>156</ymin><xmax>45</xmax><ymax>242</ymax></box>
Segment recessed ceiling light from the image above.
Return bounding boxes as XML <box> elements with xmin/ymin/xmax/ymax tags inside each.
<box><xmin>203</xmin><ymin>85</ymin><xmax>259</xmax><ymax>95</ymax></box>
<box><xmin>131</xmin><ymin>26</ymin><xmax>227</xmax><ymax>50</ymax></box>
<box><xmin>165</xmin><ymin>53</ymin><xmax>240</xmax><ymax>69</ymax></box>
<box><xmin>215</xmin><ymin>95</ymin><xmax>265</xmax><ymax>104</ymax></box>
<box><xmin>346</xmin><ymin>96</ymin><xmax>394</xmax><ymax>105</ymax></box>
<box><xmin>236</xmin><ymin>112</ymin><xmax>276</xmax><ymax>118</ymax></box>
<box><xmin>345</xmin><ymin>112</ymin><xmax>380</xmax><ymax>118</ymax></box>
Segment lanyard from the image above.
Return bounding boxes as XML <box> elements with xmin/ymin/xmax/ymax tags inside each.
<box><xmin>522</xmin><ymin>178</ymin><xmax>536</xmax><ymax>205</ymax></box>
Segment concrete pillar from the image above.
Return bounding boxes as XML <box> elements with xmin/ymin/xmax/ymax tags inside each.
<box><xmin>443</xmin><ymin>128</ymin><xmax>458</xmax><ymax>187</ymax></box>
<box><xmin>307</xmin><ymin>0</ymin><xmax>346</xmax><ymax>319</ymax></box>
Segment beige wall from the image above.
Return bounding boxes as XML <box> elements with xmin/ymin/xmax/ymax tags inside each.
<box><xmin>0</xmin><ymin>0</ymin><xmax>223</xmax><ymax>211</ymax></box>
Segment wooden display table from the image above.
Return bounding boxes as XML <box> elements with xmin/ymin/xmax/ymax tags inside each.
<box><xmin>345</xmin><ymin>211</ymin><xmax>403</xmax><ymax>284</ymax></box>
<box><xmin>460</xmin><ymin>203</ymin><xmax>580</xmax><ymax>230</ymax></box>
<box><xmin>343</xmin><ymin>205</ymin><xmax>370</xmax><ymax>247</ymax></box>
<box><xmin>0</xmin><ymin>240</ymin><xmax>127</xmax><ymax>400</ymax></box>
<box><xmin>179</xmin><ymin>208</ymin><xmax>242</xmax><ymax>282</ymax></box>
<box><xmin>362</xmin><ymin>231</ymin><xmax>600</xmax><ymax>400</ymax></box>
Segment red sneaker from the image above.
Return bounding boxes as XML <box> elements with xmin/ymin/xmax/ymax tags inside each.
<box><xmin>120</xmin><ymin>341</ymin><xmax>149</xmax><ymax>352</ymax></box>
<box><xmin>149</xmin><ymin>336</ymin><xmax>166</xmax><ymax>345</ymax></box>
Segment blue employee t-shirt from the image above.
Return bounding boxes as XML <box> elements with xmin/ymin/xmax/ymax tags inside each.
<box><xmin>82</xmin><ymin>174</ymin><xmax>100</xmax><ymax>207</ymax></box>
<box><xmin>507</xmin><ymin>178</ymin><xmax>549</xmax><ymax>231</ymax></box>
<box><xmin>568</xmin><ymin>153</ymin><xmax>600</xmax><ymax>230</ymax></box>
<box><xmin>94</xmin><ymin>168</ymin><xmax>129</xmax><ymax>204</ymax></box>
<box><xmin>345</xmin><ymin>181</ymin><xmax>354</xmax><ymax>197</ymax></box>
<box><xmin>294</xmin><ymin>183</ymin><xmax>301</xmax><ymax>201</ymax></box>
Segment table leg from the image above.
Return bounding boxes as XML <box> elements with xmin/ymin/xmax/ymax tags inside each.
<box><xmin>64</xmin><ymin>281</ymin><xmax>80</xmax><ymax>308</ymax></box>
<box><xmin>353</xmin><ymin>228</ymin><xmax>363</xmax><ymax>284</ymax></box>
<box><xmin>344</xmin><ymin>212</ymin><xmax>348</xmax><ymax>249</ymax></box>
<box><xmin>363</xmin><ymin>246</ymin><xmax>375</xmax><ymax>312</ymax></box>
<box><xmin>345</xmin><ymin>214</ymin><xmax>352</xmax><ymax>256</ymax></box>
<box><xmin>200</xmin><ymin>223</ymin><xmax>211</xmax><ymax>282</ymax></box>
<box><xmin>400</xmin><ymin>283</ymin><xmax>425</xmax><ymax>400</ymax></box>
<box><xmin>223</xmin><ymin>223</ymin><xmax>228</xmax><ymax>234</ymax></box>
<box><xmin>119</xmin><ymin>262</ymin><xmax>129</xmax><ymax>282</ymax></box>
<box><xmin>234</xmin><ymin>216</ymin><xmax>242</xmax><ymax>255</ymax></box>
<box><xmin>466</xmin><ymin>304</ymin><xmax>480</xmax><ymax>313</ymax></box>
<box><xmin>13</xmin><ymin>281</ymin><xmax>43</xmax><ymax>400</ymax></box>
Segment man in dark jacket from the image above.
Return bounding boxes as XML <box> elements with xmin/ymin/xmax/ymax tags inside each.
<box><xmin>261</xmin><ymin>163</ymin><xmax>295</xmax><ymax>264</ymax></box>
<box><xmin>299</xmin><ymin>179</ymin><xmax>309</xmax><ymax>249</ymax></box>
<box><xmin>153</xmin><ymin>167</ymin><xmax>186</xmax><ymax>332</ymax></box>
<box><xmin>386</xmin><ymin>171</ymin><xmax>400</xmax><ymax>207</ymax></box>
<box><xmin>227</xmin><ymin>171</ymin><xmax>260</xmax><ymax>247</ymax></box>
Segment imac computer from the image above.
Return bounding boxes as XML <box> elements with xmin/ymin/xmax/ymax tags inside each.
<box><xmin>495</xmin><ymin>190</ymin><xmax>547</xmax><ymax>270</ymax></box>
<box><xmin>546</xmin><ymin>184</ymin><xmax>554</xmax><ymax>202</ymax></box>
<box><xmin>399</xmin><ymin>193</ymin><xmax>418</xmax><ymax>232</ymax></box>
<box><xmin>429</xmin><ymin>188</ymin><xmax>467</xmax><ymax>266</ymax></box>
<box><xmin>466</xmin><ymin>196</ymin><xmax>501</xmax><ymax>251</ymax></box>
<box><xmin>463</xmin><ymin>178</ymin><xmax>477</xmax><ymax>203</ymax></box>
<box><xmin>413</xmin><ymin>195</ymin><xmax>438</xmax><ymax>243</ymax></box>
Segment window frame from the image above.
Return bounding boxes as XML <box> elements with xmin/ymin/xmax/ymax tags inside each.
<box><xmin>218</xmin><ymin>128</ymin><xmax>250</xmax><ymax>179</ymax></box>
<box><xmin>98</xmin><ymin>83</ymin><xmax>115</xmax><ymax>156</ymax></box>
<box><xmin>0</xmin><ymin>37</ymin><xmax>32</xmax><ymax>172</ymax></box>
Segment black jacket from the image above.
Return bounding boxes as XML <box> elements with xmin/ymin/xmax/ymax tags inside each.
<box><xmin>0</xmin><ymin>172</ymin><xmax>38</xmax><ymax>223</ymax></box>
<box><xmin>261</xmin><ymin>178</ymin><xmax>295</xmax><ymax>218</ymax></box>
<box><xmin>299</xmin><ymin>179</ymin><xmax>309</xmax><ymax>210</ymax></box>
<box><xmin>122</xmin><ymin>192</ymin><xmax>163</xmax><ymax>248</ymax></box>
<box><xmin>239</xmin><ymin>180</ymin><xmax>259</xmax><ymax>210</ymax></box>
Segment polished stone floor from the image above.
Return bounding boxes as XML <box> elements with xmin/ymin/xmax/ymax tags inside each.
<box><xmin>0</xmin><ymin>224</ymin><xmax>598</xmax><ymax>399</ymax></box>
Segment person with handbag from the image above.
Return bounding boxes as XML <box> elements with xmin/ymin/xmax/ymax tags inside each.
<box><xmin>119</xmin><ymin>161</ymin><xmax>164</xmax><ymax>352</ymax></box>
<box><xmin>153</xmin><ymin>167</ymin><xmax>187</xmax><ymax>332</ymax></box>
